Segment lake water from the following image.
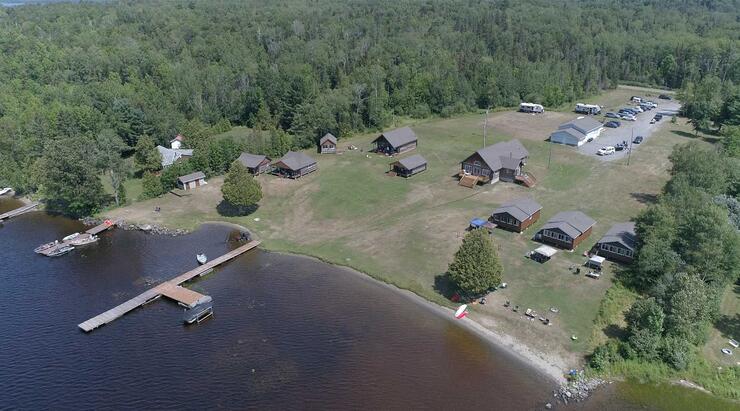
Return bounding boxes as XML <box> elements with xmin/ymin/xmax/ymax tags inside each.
<box><xmin>0</xmin><ymin>198</ymin><xmax>733</xmax><ymax>410</ymax></box>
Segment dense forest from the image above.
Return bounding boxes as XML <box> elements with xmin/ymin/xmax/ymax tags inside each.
<box><xmin>0</xmin><ymin>0</ymin><xmax>738</xmax><ymax>215</ymax></box>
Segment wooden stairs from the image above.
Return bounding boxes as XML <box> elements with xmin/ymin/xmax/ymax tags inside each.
<box><xmin>515</xmin><ymin>172</ymin><xmax>537</xmax><ymax>188</ymax></box>
<box><xmin>459</xmin><ymin>174</ymin><xmax>479</xmax><ymax>188</ymax></box>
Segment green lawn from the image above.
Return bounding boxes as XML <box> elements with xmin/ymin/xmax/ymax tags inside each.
<box><xmin>104</xmin><ymin>90</ymin><xmax>709</xmax><ymax>367</ymax></box>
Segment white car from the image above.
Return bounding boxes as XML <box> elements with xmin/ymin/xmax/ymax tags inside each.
<box><xmin>631</xmin><ymin>106</ymin><xmax>643</xmax><ymax>113</ymax></box>
<box><xmin>621</xmin><ymin>114</ymin><xmax>636</xmax><ymax>121</ymax></box>
<box><xmin>597</xmin><ymin>146</ymin><xmax>616</xmax><ymax>156</ymax></box>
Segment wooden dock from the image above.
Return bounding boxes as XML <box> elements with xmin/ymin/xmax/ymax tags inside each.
<box><xmin>37</xmin><ymin>219</ymin><xmax>120</xmax><ymax>256</ymax></box>
<box><xmin>0</xmin><ymin>202</ymin><xmax>40</xmax><ymax>221</ymax></box>
<box><xmin>78</xmin><ymin>240</ymin><xmax>260</xmax><ymax>332</ymax></box>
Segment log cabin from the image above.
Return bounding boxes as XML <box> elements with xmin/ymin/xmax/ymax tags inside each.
<box><xmin>594</xmin><ymin>222</ymin><xmax>637</xmax><ymax>263</ymax></box>
<box><xmin>389</xmin><ymin>154</ymin><xmax>427</xmax><ymax>177</ymax></box>
<box><xmin>372</xmin><ymin>127</ymin><xmax>417</xmax><ymax>155</ymax></box>
<box><xmin>272</xmin><ymin>151</ymin><xmax>317</xmax><ymax>179</ymax></box>
<box><xmin>459</xmin><ymin>139</ymin><xmax>529</xmax><ymax>185</ymax></box>
<box><xmin>237</xmin><ymin>152</ymin><xmax>271</xmax><ymax>175</ymax></box>
<box><xmin>319</xmin><ymin>133</ymin><xmax>337</xmax><ymax>154</ymax></box>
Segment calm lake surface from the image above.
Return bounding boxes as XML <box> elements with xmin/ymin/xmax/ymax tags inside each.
<box><xmin>0</xmin><ymin>198</ymin><xmax>732</xmax><ymax>410</ymax></box>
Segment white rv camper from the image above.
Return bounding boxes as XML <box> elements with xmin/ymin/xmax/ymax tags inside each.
<box><xmin>575</xmin><ymin>103</ymin><xmax>601</xmax><ymax>115</ymax></box>
<box><xmin>519</xmin><ymin>102</ymin><xmax>544</xmax><ymax>114</ymax></box>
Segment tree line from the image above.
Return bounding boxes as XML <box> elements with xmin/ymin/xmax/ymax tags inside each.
<box><xmin>0</xmin><ymin>0</ymin><xmax>738</xmax><ymax>216</ymax></box>
<box><xmin>590</xmin><ymin>139</ymin><xmax>739</xmax><ymax>374</ymax></box>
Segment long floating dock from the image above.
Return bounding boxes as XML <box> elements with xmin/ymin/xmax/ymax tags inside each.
<box><xmin>0</xmin><ymin>202</ymin><xmax>40</xmax><ymax>221</ymax></box>
<box><xmin>78</xmin><ymin>240</ymin><xmax>261</xmax><ymax>332</ymax></box>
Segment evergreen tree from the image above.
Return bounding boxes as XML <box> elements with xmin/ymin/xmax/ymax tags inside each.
<box><xmin>221</xmin><ymin>161</ymin><xmax>262</xmax><ymax>214</ymax></box>
<box><xmin>141</xmin><ymin>172</ymin><xmax>164</xmax><ymax>199</ymax></box>
<box><xmin>448</xmin><ymin>229</ymin><xmax>503</xmax><ymax>297</ymax></box>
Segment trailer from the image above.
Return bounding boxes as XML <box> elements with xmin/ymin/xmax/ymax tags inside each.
<box><xmin>575</xmin><ymin>103</ymin><xmax>601</xmax><ymax>115</ymax></box>
<box><xmin>519</xmin><ymin>102</ymin><xmax>544</xmax><ymax>114</ymax></box>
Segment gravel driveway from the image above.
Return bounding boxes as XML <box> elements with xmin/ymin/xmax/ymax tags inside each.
<box><xmin>576</xmin><ymin>100</ymin><xmax>681</xmax><ymax>161</ymax></box>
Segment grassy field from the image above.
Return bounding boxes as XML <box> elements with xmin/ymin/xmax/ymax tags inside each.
<box><xmin>105</xmin><ymin>88</ymin><xmax>712</xmax><ymax>369</ymax></box>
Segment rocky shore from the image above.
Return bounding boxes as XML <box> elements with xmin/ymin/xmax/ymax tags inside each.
<box><xmin>550</xmin><ymin>375</ymin><xmax>608</xmax><ymax>407</ymax></box>
<box><xmin>80</xmin><ymin>217</ymin><xmax>190</xmax><ymax>236</ymax></box>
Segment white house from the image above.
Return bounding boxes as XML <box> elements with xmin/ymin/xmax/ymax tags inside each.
<box><xmin>549</xmin><ymin>117</ymin><xmax>604</xmax><ymax>146</ymax></box>
<box><xmin>170</xmin><ymin>134</ymin><xmax>184</xmax><ymax>149</ymax></box>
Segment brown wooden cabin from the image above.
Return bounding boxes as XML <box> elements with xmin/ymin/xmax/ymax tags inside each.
<box><xmin>490</xmin><ymin>198</ymin><xmax>542</xmax><ymax>233</ymax></box>
<box><xmin>177</xmin><ymin>171</ymin><xmax>206</xmax><ymax>190</ymax></box>
<box><xmin>460</xmin><ymin>139</ymin><xmax>529</xmax><ymax>185</ymax></box>
<box><xmin>594</xmin><ymin>222</ymin><xmax>637</xmax><ymax>263</ymax></box>
<box><xmin>372</xmin><ymin>127</ymin><xmax>417</xmax><ymax>155</ymax></box>
<box><xmin>536</xmin><ymin>211</ymin><xmax>595</xmax><ymax>250</ymax></box>
<box><xmin>237</xmin><ymin>152</ymin><xmax>271</xmax><ymax>175</ymax></box>
<box><xmin>319</xmin><ymin>133</ymin><xmax>337</xmax><ymax>154</ymax></box>
<box><xmin>272</xmin><ymin>151</ymin><xmax>317</xmax><ymax>179</ymax></box>
<box><xmin>389</xmin><ymin>154</ymin><xmax>427</xmax><ymax>178</ymax></box>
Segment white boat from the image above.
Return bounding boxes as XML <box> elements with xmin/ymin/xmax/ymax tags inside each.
<box><xmin>454</xmin><ymin>304</ymin><xmax>468</xmax><ymax>319</ymax></box>
<box><xmin>62</xmin><ymin>232</ymin><xmax>80</xmax><ymax>241</ymax></box>
<box><xmin>34</xmin><ymin>241</ymin><xmax>59</xmax><ymax>254</ymax></box>
<box><xmin>70</xmin><ymin>234</ymin><xmax>98</xmax><ymax>246</ymax></box>
<box><xmin>721</xmin><ymin>348</ymin><xmax>733</xmax><ymax>356</ymax></box>
<box><xmin>0</xmin><ymin>187</ymin><xmax>12</xmax><ymax>196</ymax></box>
<box><xmin>183</xmin><ymin>301</ymin><xmax>213</xmax><ymax>325</ymax></box>
<box><xmin>47</xmin><ymin>245</ymin><xmax>75</xmax><ymax>257</ymax></box>
<box><xmin>196</xmin><ymin>253</ymin><xmax>208</xmax><ymax>265</ymax></box>
<box><xmin>729</xmin><ymin>339</ymin><xmax>739</xmax><ymax>348</ymax></box>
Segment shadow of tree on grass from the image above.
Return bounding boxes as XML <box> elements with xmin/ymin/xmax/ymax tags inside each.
<box><xmin>216</xmin><ymin>200</ymin><xmax>259</xmax><ymax>217</ymax></box>
<box><xmin>631</xmin><ymin>192</ymin><xmax>659</xmax><ymax>205</ymax></box>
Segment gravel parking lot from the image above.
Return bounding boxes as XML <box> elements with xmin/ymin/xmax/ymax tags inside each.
<box><xmin>576</xmin><ymin>100</ymin><xmax>681</xmax><ymax>161</ymax></box>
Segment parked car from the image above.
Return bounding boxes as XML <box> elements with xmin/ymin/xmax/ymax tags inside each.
<box><xmin>630</xmin><ymin>96</ymin><xmax>642</xmax><ymax>103</ymax></box>
<box><xmin>621</xmin><ymin>114</ymin><xmax>636</xmax><ymax>121</ymax></box>
<box><xmin>605</xmin><ymin>112</ymin><xmax>620</xmax><ymax>118</ymax></box>
<box><xmin>639</xmin><ymin>104</ymin><xmax>653</xmax><ymax>111</ymax></box>
<box><xmin>650</xmin><ymin>118</ymin><xmax>656</xmax><ymax>124</ymax></box>
<box><xmin>644</xmin><ymin>101</ymin><xmax>657</xmax><ymax>108</ymax></box>
<box><xmin>619</xmin><ymin>108</ymin><xmax>637</xmax><ymax>115</ymax></box>
<box><xmin>605</xmin><ymin>121</ymin><xmax>621</xmax><ymax>128</ymax></box>
<box><xmin>659</xmin><ymin>94</ymin><xmax>672</xmax><ymax>100</ymax></box>
<box><xmin>597</xmin><ymin>146</ymin><xmax>616</xmax><ymax>156</ymax></box>
<box><xmin>654</xmin><ymin>113</ymin><xmax>663</xmax><ymax>120</ymax></box>
<box><xmin>633</xmin><ymin>135</ymin><xmax>644</xmax><ymax>144</ymax></box>
<box><xmin>632</xmin><ymin>106</ymin><xmax>643</xmax><ymax>113</ymax></box>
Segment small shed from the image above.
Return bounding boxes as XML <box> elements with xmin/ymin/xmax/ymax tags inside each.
<box><xmin>531</xmin><ymin>245</ymin><xmax>557</xmax><ymax>263</ymax></box>
<box><xmin>177</xmin><ymin>171</ymin><xmax>206</xmax><ymax>190</ymax></box>
<box><xmin>273</xmin><ymin>151</ymin><xmax>317</xmax><ymax>179</ymax></box>
<box><xmin>390</xmin><ymin>154</ymin><xmax>427</xmax><ymax>177</ymax></box>
<box><xmin>319</xmin><ymin>133</ymin><xmax>337</xmax><ymax>154</ymax></box>
<box><xmin>237</xmin><ymin>152</ymin><xmax>271</xmax><ymax>175</ymax></box>
<box><xmin>586</xmin><ymin>255</ymin><xmax>606</xmax><ymax>270</ymax></box>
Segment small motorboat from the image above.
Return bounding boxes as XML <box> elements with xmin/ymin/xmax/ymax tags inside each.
<box><xmin>47</xmin><ymin>245</ymin><xmax>75</xmax><ymax>257</ymax></box>
<box><xmin>70</xmin><ymin>234</ymin><xmax>98</xmax><ymax>246</ymax></box>
<box><xmin>62</xmin><ymin>232</ymin><xmax>80</xmax><ymax>241</ymax></box>
<box><xmin>721</xmin><ymin>348</ymin><xmax>733</xmax><ymax>356</ymax></box>
<box><xmin>729</xmin><ymin>339</ymin><xmax>739</xmax><ymax>349</ymax></box>
<box><xmin>196</xmin><ymin>253</ymin><xmax>208</xmax><ymax>265</ymax></box>
<box><xmin>34</xmin><ymin>241</ymin><xmax>59</xmax><ymax>254</ymax></box>
<box><xmin>454</xmin><ymin>304</ymin><xmax>468</xmax><ymax>319</ymax></box>
<box><xmin>0</xmin><ymin>187</ymin><xmax>12</xmax><ymax>196</ymax></box>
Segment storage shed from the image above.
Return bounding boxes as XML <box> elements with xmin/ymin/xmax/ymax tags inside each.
<box><xmin>177</xmin><ymin>171</ymin><xmax>206</xmax><ymax>190</ymax></box>
<box><xmin>389</xmin><ymin>154</ymin><xmax>427</xmax><ymax>177</ymax></box>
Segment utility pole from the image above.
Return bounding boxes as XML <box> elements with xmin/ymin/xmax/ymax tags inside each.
<box><xmin>627</xmin><ymin>128</ymin><xmax>633</xmax><ymax>166</ymax></box>
<box><xmin>483</xmin><ymin>108</ymin><xmax>489</xmax><ymax>148</ymax></box>
<box><xmin>548</xmin><ymin>142</ymin><xmax>552</xmax><ymax>169</ymax></box>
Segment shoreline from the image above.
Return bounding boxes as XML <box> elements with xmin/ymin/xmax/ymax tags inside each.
<box><xmin>267</xmin><ymin>249</ymin><xmax>569</xmax><ymax>384</ymax></box>
<box><xmin>108</xmin><ymin>218</ymin><xmax>569</xmax><ymax>384</ymax></box>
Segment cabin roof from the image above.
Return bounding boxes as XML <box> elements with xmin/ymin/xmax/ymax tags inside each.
<box><xmin>598</xmin><ymin>222</ymin><xmax>637</xmax><ymax>251</ymax></box>
<box><xmin>237</xmin><ymin>152</ymin><xmax>269</xmax><ymax>168</ymax></box>
<box><xmin>276</xmin><ymin>151</ymin><xmax>316</xmax><ymax>171</ymax></box>
<box><xmin>557</xmin><ymin>117</ymin><xmax>603</xmax><ymax>135</ymax></box>
<box><xmin>492</xmin><ymin>197</ymin><xmax>542</xmax><ymax>221</ymax></box>
<box><xmin>177</xmin><ymin>171</ymin><xmax>206</xmax><ymax>184</ymax></box>
<box><xmin>374</xmin><ymin>127</ymin><xmax>417</xmax><ymax>148</ymax></box>
<box><xmin>475</xmin><ymin>139</ymin><xmax>529</xmax><ymax>171</ymax></box>
<box><xmin>394</xmin><ymin>154</ymin><xmax>427</xmax><ymax>171</ymax></box>
<box><xmin>319</xmin><ymin>133</ymin><xmax>337</xmax><ymax>145</ymax></box>
<box><xmin>541</xmin><ymin>211</ymin><xmax>595</xmax><ymax>239</ymax></box>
